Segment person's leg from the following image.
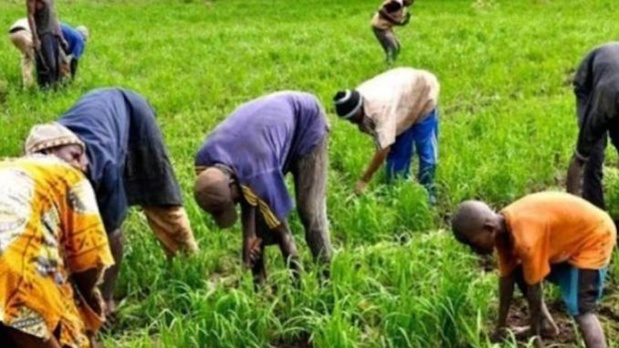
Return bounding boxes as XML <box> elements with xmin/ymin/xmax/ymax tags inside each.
<box><xmin>575</xmin><ymin>269</ymin><xmax>607</xmax><ymax>348</ymax></box>
<box><xmin>411</xmin><ymin>109</ymin><xmax>439</xmax><ymax>205</ymax></box>
<box><xmin>372</xmin><ymin>27</ymin><xmax>399</xmax><ymax>65</ymax></box>
<box><xmin>291</xmin><ymin>137</ymin><xmax>332</xmax><ymax>275</ymax></box>
<box><xmin>38</xmin><ymin>34</ymin><xmax>61</xmax><ymax>88</ymax></box>
<box><xmin>386</xmin><ymin>126</ymin><xmax>416</xmax><ymax>183</ymax></box>
<box><xmin>252</xmin><ymin>216</ymin><xmax>274</xmax><ymax>288</ymax></box>
<box><xmin>1</xmin><ymin>325</ymin><xmax>62</xmax><ymax>348</ymax></box>
<box><xmin>142</xmin><ymin>205</ymin><xmax>199</xmax><ymax>258</ymax></box>
<box><xmin>100</xmin><ymin>229</ymin><xmax>124</xmax><ymax>316</ymax></box>
<box><xmin>582</xmin><ymin>136</ymin><xmax>607</xmax><ymax>209</ymax></box>
<box><xmin>35</xmin><ymin>51</ymin><xmax>46</xmax><ymax>88</ymax></box>
<box><xmin>576</xmin><ymin>314</ymin><xmax>606</xmax><ymax>348</ymax></box>
<box><xmin>251</xmin><ymin>244</ymin><xmax>267</xmax><ymax>289</ymax></box>
<box><xmin>393</xmin><ymin>36</ymin><xmax>401</xmax><ymax>62</ymax></box>
<box><xmin>272</xmin><ymin>220</ymin><xmax>302</xmax><ymax>285</ymax></box>
<box><xmin>9</xmin><ymin>30</ymin><xmax>35</xmax><ymax>88</ymax></box>
<box><xmin>50</xmin><ymin>36</ymin><xmax>62</xmax><ymax>85</ymax></box>
<box><xmin>70</xmin><ymin>58</ymin><xmax>79</xmax><ymax>78</ymax></box>
<box><xmin>22</xmin><ymin>47</ymin><xmax>35</xmax><ymax>88</ymax></box>
<box><xmin>58</xmin><ymin>51</ymin><xmax>71</xmax><ymax>81</ymax></box>
<box><xmin>383</xmin><ymin>30</ymin><xmax>399</xmax><ymax>65</ymax></box>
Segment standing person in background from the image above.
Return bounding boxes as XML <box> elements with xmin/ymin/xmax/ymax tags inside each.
<box><xmin>333</xmin><ymin>67</ymin><xmax>440</xmax><ymax>205</ymax></box>
<box><xmin>566</xmin><ymin>43</ymin><xmax>619</xmax><ymax>217</ymax></box>
<box><xmin>26</xmin><ymin>0</ymin><xmax>65</xmax><ymax>89</ymax></box>
<box><xmin>371</xmin><ymin>0</ymin><xmax>413</xmax><ymax>65</ymax></box>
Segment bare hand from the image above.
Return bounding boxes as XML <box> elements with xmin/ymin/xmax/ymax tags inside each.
<box><xmin>354</xmin><ymin>180</ymin><xmax>368</xmax><ymax>195</ymax></box>
<box><xmin>33</xmin><ymin>37</ymin><xmax>41</xmax><ymax>51</ymax></box>
<box><xmin>243</xmin><ymin>236</ymin><xmax>262</xmax><ymax>268</ymax></box>
<box><xmin>490</xmin><ymin>326</ymin><xmax>509</xmax><ymax>343</ymax></box>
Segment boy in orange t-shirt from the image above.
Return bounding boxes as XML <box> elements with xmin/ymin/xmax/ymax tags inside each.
<box><xmin>451</xmin><ymin>192</ymin><xmax>615</xmax><ymax>348</ymax></box>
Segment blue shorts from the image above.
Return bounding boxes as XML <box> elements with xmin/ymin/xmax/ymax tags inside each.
<box><xmin>545</xmin><ymin>263</ymin><xmax>608</xmax><ymax>316</ymax></box>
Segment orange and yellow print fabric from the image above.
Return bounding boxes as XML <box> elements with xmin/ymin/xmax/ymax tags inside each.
<box><xmin>0</xmin><ymin>155</ymin><xmax>113</xmax><ymax>348</ymax></box>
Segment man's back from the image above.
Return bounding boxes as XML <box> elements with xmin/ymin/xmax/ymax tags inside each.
<box><xmin>196</xmin><ymin>91</ymin><xmax>327</xmax><ymax>174</ymax></box>
<box><xmin>574</xmin><ymin>42</ymin><xmax>619</xmax><ymax>97</ymax></box>
<box><xmin>357</xmin><ymin>67</ymin><xmax>439</xmax><ymax>149</ymax></box>
<box><xmin>499</xmin><ymin>191</ymin><xmax>616</xmax><ymax>284</ymax></box>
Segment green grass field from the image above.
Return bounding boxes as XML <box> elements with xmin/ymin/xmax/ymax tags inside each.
<box><xmin>1</xmin><ymin>0</ymin><xmax>618</xmax><ymax>347</ymax></box>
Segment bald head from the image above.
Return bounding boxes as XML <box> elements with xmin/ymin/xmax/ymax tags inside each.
<box><xmin>194</xmin><ymin>167</ymin><xmax>238</xmax><ymax>228</ymax></box>
<box><xmin>451</xmin><ymin>200</ymin><xmax>496</xmax><ymax>245</ymax></box>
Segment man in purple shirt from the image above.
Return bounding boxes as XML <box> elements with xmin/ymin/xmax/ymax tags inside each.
<box><xmin>194</xmin><ymin>91</ymin><xmax>332</xmax><ymax>285</ymax></box>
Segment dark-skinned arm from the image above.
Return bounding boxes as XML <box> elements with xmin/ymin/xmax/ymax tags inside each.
<box><xmin>356</xmin><ymin>146</ymin><xmax>391</xmax><ymax>194</ymax></box>
<box><xmin>272</xmin><ymin>222</ymin><xmax>301</xmax><ymax>279</ymax></box>
<box><xmin>26</xmin><ymin>0</ymin><xmax>40</xmax><ymax>50</ymax></box>
<box><xmin>240</xmin><ymin>202</ymin><xmax>261</xmax><ymax>269</ymax></box>
<box><xmin>72</xmin><ymin>267</ymin><xmax>106</xmax><ymax>333</ymax></box>
<box><xmin>378</xmin><ymin>8</ymin><xmax>402</xmax><ymax>25</ymax></box>
<box><xmin>527</xmin><ymin>283</ymin><xmax>544</xmax><ymax>347</ymax></box>
<box><xmin>566</xmin><ymin>154</ymin><xmax>586</xmax><ymax>195</ymax></box>
<box><xmin>72</xmin><ymin>268</ymin><xmax>102</xmax><ymax>308</ymax></box>
<box><xmin>497</xmin><ymin>273</ymin><xmax>516</xmax><ymax>330</ymax></box>
<box><xmin>400</xmin><ymin>11</ymin><xmax>412</xmax><ymax>26</ymax></box>
<box><xmin>491</xmin><ymin>273</ymin><xmax>516</xmax><ymax>342</ymax></box>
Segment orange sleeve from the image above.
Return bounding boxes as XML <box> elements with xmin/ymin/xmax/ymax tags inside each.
<box><xmin>521</xmin><ymin>252</ymin><xmax>551</xmax><ymax>285</ymax></box>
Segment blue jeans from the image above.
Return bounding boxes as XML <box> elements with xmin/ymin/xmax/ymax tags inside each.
<box><xmin>386</xmin><ymin>109</ymin><xmax>439</xmax><ymax>202</ymax></box>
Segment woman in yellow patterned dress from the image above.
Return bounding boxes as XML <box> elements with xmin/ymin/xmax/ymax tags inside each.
<box><xmin>0</xmin><ymin>124</ymin><xmax>113</xmax><ymax>348</ymax></box>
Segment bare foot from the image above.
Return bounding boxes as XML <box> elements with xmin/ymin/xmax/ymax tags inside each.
<box><xmin>508</xmin><ymin>324</ymin><xmax>559</xmax><ymax>340</ymax></box>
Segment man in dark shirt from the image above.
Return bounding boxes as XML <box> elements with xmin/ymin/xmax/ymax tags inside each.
<box><xmin>27</xmin><ymin>88</ymin><xmax>199</xmax><ymax>315</ymax></box>
<box><xmin>27</xmin><ymin>0</ymin><xmax>65</xmax><ymax>89</ymax></box>
<box><xmin>566</xmin><ymin>43</ymin><xmax>619</xmax><ymax>212</ymax></box>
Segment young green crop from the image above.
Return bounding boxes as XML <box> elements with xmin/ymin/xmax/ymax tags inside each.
<box><xmin>0</xmin><ymin>0</ymin><xmax>617</xmax><ymax>347</ymax></box>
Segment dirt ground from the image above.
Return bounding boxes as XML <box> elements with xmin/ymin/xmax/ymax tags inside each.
<box><xmin>477</xmin><ymin>255</ymin><xmax>619</xmax><ymax>347</ymax></box>
<box><xmin>498</xmin><ymin>288</ymin><xmax>619</xmax><ymax>347</ymax></box>
<box><xmin>271</xmin><ymin>332</ymin><xmax>313</xmax><ymax>348</ymax></box>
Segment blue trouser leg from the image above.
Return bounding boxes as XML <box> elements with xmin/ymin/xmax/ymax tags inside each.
<box><xmin>386</xmin><ymin>109</ymin><xmax>439</xmax><ymax>204</ymax></box>
<box><xmin>413</xmin><ymin>109</ymin><xmax>439</xmax><ymax>204</ymax></box>
<box><xmin>386</xmin><ymin>123</ymin><xmax>416</xmax><ymax>182</ymax></box>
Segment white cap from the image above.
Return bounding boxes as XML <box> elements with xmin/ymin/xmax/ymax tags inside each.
<box><xmin>76</xmin><ymin>25</ymin><xmax>89</xmax><ymax>42</ymax></box>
